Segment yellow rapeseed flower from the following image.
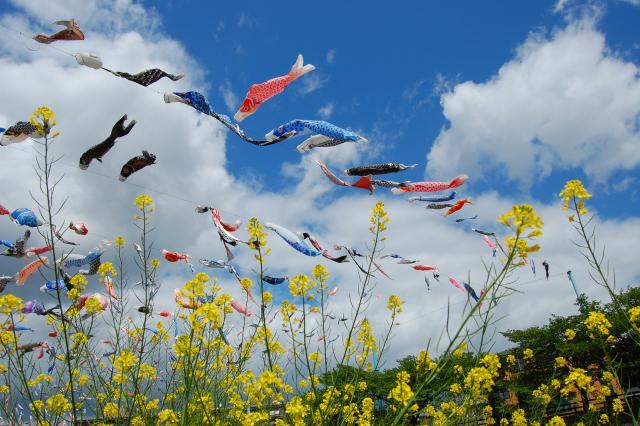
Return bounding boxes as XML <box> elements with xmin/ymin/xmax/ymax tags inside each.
<box><xmin>388</xmin><ymin>371</ymin><xmax>414</xmax><ymax>406</ymax></box>
<box><xmin>564</xmin><ymin>368</ymin><xmax>591</xmax><ymax>390</ymax></box>
<box><xmin>369</xmin><ymin>201</ymin><xmax>390</xmax><ymax>234</ymax></box>
<box><xmin>498</xmin><ymin>204</ymin><xmax>544</xmax><ymax>236</ymax></box>
<box><xmin>113</xmin><ymin>349</ymin><xmax>138</xmax><ymax>372</ymax></box>
<box><xmin>564</xmin><ymin>329</ymin><xmax>576</xmax><ymax>341</ymax></box>
<box><xmin>612</xmin><ymin>398</ymin><xmax>624</xmax><ymax>415</ymax></box>
<box><xmin>629</xmin><ymin>306</ymin><xmax>640</xmax><ymax>328</ymax></box>
<box><xmin>453</xmin><ymin>341</ymin><xmax>468</xmax><ymax>358</ymax></box>
<box><xmin>247</xmin><ymin>217</ymin><xmax>267</xmax><ymax>249</ymax></box>
<box><xmin>0</xmin><ymin>294</ymin><xmax>23</xmax><ymax>314</ymax></box>
<box><xmin>585</xmin><ymin>311</ymin><xmax>611</xmax><ymax>338</ymax></box>
<box><xmin>532</xmin><ymin>384</ymin><xmax>552</xmax><ymax>406</ymax></box>
<box><xmin>511</xmin><ymin>409</ymin><xmax>527</xmax><ymax>426</ymax></box>
<box><xmin>523</xmin><ymin>348</ymin><xmax>534</xmax><ymax>361</ymax></box>
<box><xmin>103</xmin><ymin>402</ymin><xmax>119</xmax><ymax>418</ymax></box>
<box><xmin>45</xmin><ymin>394</ymin><xmax>72</xmax><ymax>415</ymax></box>
<box><xmin>481</xmin><ymin>354</ymin><xmax>501</xmax><ymax>375</ymax></box>
<box><xmin>29</xmin><ymin>106</ymin><xmax>57</xmax><ymax>136</ymax></box>
<box><xmin>559</xmin><ymin>179</ymin><xmax>591</xmax><ymax>215</ymax></box>
<box><xmin>133</xmin><ymin>194</ymin><xmax>153</xmax><ymax>211</ymax></box>
<box><xmin>289</xmin><ymin>274</ymin><xmax>315</xmax><ymax>297</ymax></box>
<box><xmin>97</xmin><ymin>261</ymin><xmax>117</xmax><ymax>278</ymax></box>
<box><xmin>464</xmin><ymin>366</ymin><xmax>497</xmax><ymax>397</ymax></box>
<box><xmin>547</xmin><ymin>416</ymin><xmax>566</xmax><ymax>426</ymax></box>
<box><xmin>158</xmin><ymin>409</ymin><xmax>179</xmax><ymax>425</ymax></box>
<box><xmin>114</xmin><ymin>236</ymin><xmax>126</xmax><ymax>248</ymax></box>
<box><xmin>84</xmin><ymin>296</ymin><xmax>105</xmax><ymax>315</ymax></box>
<box><xmin>312</xmin><ymin>264</ymin><xmax>328</xmax><ymax>284</ymax></box>
<box><xmin>285</xmin><ymin>396</ymin><xmax>308</xmax><ymax>423</ymax></box>
<box><xmin>387</xmin><ymin>295</ymin><xmax>404</xmax><ymax>313</ymax></box>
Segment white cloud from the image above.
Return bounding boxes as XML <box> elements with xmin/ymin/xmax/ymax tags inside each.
<box><xmin>554</xmin><ymin>0</ymin><xmax>571</xmax><ymax>13</ymax></box>
<box><xmin>426</xmin><ymin>21</ymin><xmax>640</xmax><ymax>188</ymax></box>
<box><xmin>432</xmin><ymin>73</ymin><xmax>459</xmax><ymax>97</ymax></box>
<box><xmin>237</xmin><ymin>12</ymin><xmax>254</xmax><ymax>28</ymax></box>
<box><xmin>219</xmin><ymin>80</ymin><xmax>239</xmax><ymax>112</ymax></box>
<box><xmin>213</xmin><ymin>20</ymin><xmax>224</xmax><ymax>41</ymax></box>
<box><xmin>326</xmin><ymin>49</ymin><xmax>336</xmax><ymax>64</ymax></box>
<box><xmin>9</xmin><ymin>0</ymin><xmax>160</xmax><ymax>35</ymax></box>
<box><xmin>402</xmin><ymin>79</ymin><xmax>426</xmax><ymax>101</ymax></box>
<box><xmin>298</xmin><ymin>73</ymin><xmax>330</xmax><ymax>95</ymax></box>
<box><xmin>0</xmin><ymin>0</ymin><xmax>638</xmax><ymax>373</ymax></box>
<box><xmin>317</xmin><ymin>102</ymin><xmax>334</xmax><ymax>120</ymax></box>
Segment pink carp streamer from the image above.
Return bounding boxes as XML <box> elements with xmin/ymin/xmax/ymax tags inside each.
<box><xmin>391</xmin><ymin>175</ymin><xmax>468</xmax><ymax>194</ymax></box>
<box><xmin>234</xmin><ymin>54</ymin><xmax>315</xmax><ymax>122</ymax></box>
<box><xmin>483</xmin><ymin>235</ymin><xmax>497</xmax><ymax>250</ymax></box>
<box><xmin>483</xmin><ymin>235</ymin><xmax>497</xmax><ymax>257</ymax></box>
<box><xmin>448</xmin><ymin>277</ymin><xmax>465</xmax><ymax>293</ymax></box>
<box><xmin>231</xmin><ymin>300</ymin><xmax>253</xmax><ymax>317</ymax></box>
<box><xmin>102</xmin><ymin>276</ymin><xmax>118</xmax><ymax>299</ymax></box>
<box><xmin>69</xmin><ymin>222</ymin><xmax>89</xmax><ymax>235</ymax></box>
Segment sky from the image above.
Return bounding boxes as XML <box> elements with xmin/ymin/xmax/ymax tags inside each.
<box><xmin>0</xmin><ymin>0</ymin><xmax>639</xmax><ymax>370</ymax></box>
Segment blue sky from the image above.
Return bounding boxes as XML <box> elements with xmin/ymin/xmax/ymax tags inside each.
<box><xmin>145</xmin><ymin>0</ymin><xmax>640</xmax><ymax>216</ymax></box>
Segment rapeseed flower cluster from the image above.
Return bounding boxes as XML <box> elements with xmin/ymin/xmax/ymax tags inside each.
<box><xmin>562</xmin><ymin>368</ymin><xmax>591</xmax><ymax>395</ymax></box>
<box><xmin>559</xmin><ymin>179</ymin><xmax>591</xmax><ymax>216</ymax></box>
<box><xmin>133</xmin><ymin>194</ymin><xmax>154</xmax><ymax>212</ymax></box>
<box><xmin>388</xmin><ymin>371</ymin><xmax>417</xmax><ymax>411</ymax></box>
<box><xmin>29</xmin><ymin>106</ymin><xmax>57</xmax><ymax>136</ymax></box>
<box><xmin>629</xmin><ymin>306</ymin><xmax>640</xmax><ymax>329</ymax></box>
<box><xmin>114</xmin><ymin>235</ymin><xmax>126</xmax><ymax>248</ymax></box>
<box><xmin>247</xmin><ymin>217</ymin><xmax>268</xmax><ymax>250</ymax></box>
<box><xmin>532</xmin><ymin>384</ymin><xmax>552</xmax><ymax>406</ymax></box>
<box><xmin>498</xmin><ymin>204</ymin><xmax>543</xmax><ymax>261</ymax></box>
<box><xmin>289</xmin><ymin>274</ymin><xmax>316</xmax><ymax>297</ymax></box>
<box><xmin>387</xmin><ymin>294</ymin><xmax>404</xmax><ymax>313</ymax></box>
<box><xmin>369</xmin><ymin>201</ymin><xmax>389</xmax><ymax>235</ymax></box>
<box><xmin>97</xmin><ymin>262</ymin><xmax>117</xmax><ymax>278</ymax></box>
<box><xmin>585</xmin><ymin>311</ymin><xmax>612</xmax><ymax>338</ymax></box>
<box><xmin>0</xmin><ymin>294</ymin><xmax>22</xmax><ymax>314</ymax></box>
<box><xmin>45</xmin><ymin>394</ymin><xmax>72</xmax><ymax>415</ymax></box>
<box><xmin>564</xmin><ymin>328</ymin><xmax>576</xmax><ymax>340</ymax></box>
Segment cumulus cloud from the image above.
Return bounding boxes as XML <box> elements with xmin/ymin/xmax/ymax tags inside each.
<box><xmin>298</xmin><ymin>73</ymin><xmax>330</xmax><ymax>95</ymax></box>
<box><xmin>0</xmin><ymin>0</ymin><xmax>638</xmax><ymax>369</ymax></box>
<box><xmin>426</xmin><ymin>21</ymin><xmax>640</xmax><ymax>188</ymax></box>
<box><xmin>317</xmin><ymin>102</ymin><xmax>334</xmax><ymax>120</ymax></box>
